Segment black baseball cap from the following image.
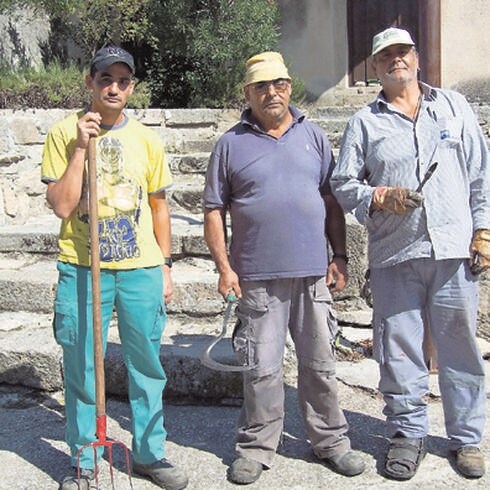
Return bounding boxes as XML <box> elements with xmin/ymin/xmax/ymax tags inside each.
<box><xmin>90</xmin><ymin>46</ymin><xmax>135</xmax><ymax>74</ymax></box>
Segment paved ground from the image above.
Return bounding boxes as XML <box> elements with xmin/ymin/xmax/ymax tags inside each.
<box><xmin>1</xmin><ymin>361</ymin><xmax>489</xmax><ymax>490</ymax></box>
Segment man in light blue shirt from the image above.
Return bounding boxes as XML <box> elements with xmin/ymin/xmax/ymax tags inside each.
<box><xmin>331</xmin><ymin>27</ymin><xmax>489</xmax><ymax>481</ymax></box>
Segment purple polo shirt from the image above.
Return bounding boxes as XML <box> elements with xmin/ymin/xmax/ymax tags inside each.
<box><xmin>203</xmin><ymin>106</ymin><xmax>335</xmax><ymax>280</ymax></box>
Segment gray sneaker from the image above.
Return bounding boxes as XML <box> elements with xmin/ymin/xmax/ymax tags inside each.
<box><xmin>229</xmin><ymin>457</ymin><xmax>263</xmax><ymax>484</ymax></box>
<box><xmin>133</xmin><ymin>458</ymin><xmax>188</xmax><ymax>489</ymax></box>
<box><xmin>322</xmin><ymin>450</ymin><xmax>366</xmax><ymax>477</ymax></box>
<box><xmin>59</xmin><ymin>468</ymin><xmax>95</xmax><ymax>490</ymax></box>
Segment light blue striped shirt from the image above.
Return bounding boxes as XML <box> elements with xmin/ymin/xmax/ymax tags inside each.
<box><xmin>331</xmin><ymin>82</ymin><xmax>490</xmax><ymax>268</ymax></box>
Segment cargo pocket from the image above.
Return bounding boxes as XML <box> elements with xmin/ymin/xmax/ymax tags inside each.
<box><xmin>53</xmin><ymin>300</ymin><xmax>77</xmax><ymax>347</ymax></box>
<box><xmin>232</xmin><ymin>284</ymin><xmax>269</xmax><ymax>367</ymax></box>
<box><xmin>312</xmin><ymin>277</ymin><xmax>339</xmax><ymax>343</ymax></box>
<box><xmin>150</xmin><ymin>301</ymin><xmax>166</xmax><ymax>341</ymax></box>
<box><xmin>232</xmin><ymin>317</ymin><xmax>255</xmax><ymax>367</ymax></box>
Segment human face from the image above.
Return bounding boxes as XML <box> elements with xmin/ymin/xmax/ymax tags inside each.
<box><xmin>372</xmin><ymin>44</ymin><xmax>419</xmax><ymax>87</ymax></box>
<box><xmin>244</xmin><ymin>78</ymin><xmax>292</xmax><ymax>128</ymax></box>
<box><xmin>86</xmin><ymin>63</ymin><xmax>135</xmax><ymax>116</ymax></box>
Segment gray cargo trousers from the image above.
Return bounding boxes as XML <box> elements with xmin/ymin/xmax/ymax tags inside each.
<box><xmin>232</xmin><ymin>276</ymin><xmax>351</xmax><ymax>467</ymax></box>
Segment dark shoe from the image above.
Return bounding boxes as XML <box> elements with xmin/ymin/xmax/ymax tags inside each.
<box><xmin>454</xmin><ymin>446</ymin><xmax>485</xmax><ymax>478</ymax></box>
<box><xmin>59</xmin><ymin>468</ymin><xmax>95</xmax><ymax>490</ymax></box>
<box><xmin>133</xmin><ymin>458</ymin><xmax>188</xmax><ymax>489</ymax></box>
<box><xmin>229</xmin><ymin>457</ymin><xmax>263</xmax><ymax>484</ymax></box>
<box><xmin>384</xmin><ymin>433</ymin><xmax>426</xmax><ymax>480</ymax></box>
<box><xmin>322</xmin><ymin>450</ymin><xmax>365</xmax><ymax>476</ymax></box>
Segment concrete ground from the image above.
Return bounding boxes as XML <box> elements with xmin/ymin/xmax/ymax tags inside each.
<box><xmin>1</xmin><ymin>358</ymin><xmax>489</xmax><ymax>490</ymax></box>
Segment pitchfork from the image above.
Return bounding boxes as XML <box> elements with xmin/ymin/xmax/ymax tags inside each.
<box><xmin>75</xmin><ymin>137</ymin><xmax>133</xmax><ymax>489</ymax></box>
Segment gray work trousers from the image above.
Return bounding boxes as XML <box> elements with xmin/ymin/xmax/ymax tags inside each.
<box><xmin>370</xmin><ymin>258</ymin><xmax>486</xmax><ymax>449</ymax></box>
<box><xmin>232</xmin><ymin>277</ymin><xmax>351</xmax><ymax>467</ymax></box>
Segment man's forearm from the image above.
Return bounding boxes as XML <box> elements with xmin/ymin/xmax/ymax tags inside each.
<box><xmin>150</xmin><ymin>192</ymin><xmax>172</xmax><ymax>258</ymax></box>
<box><xmin>46</xmin><ymin>147</ymin><xmax>86</xmax><ymax>219</ymax></box>
<box><xmin>204</xmin><ymin>208</ymin><xmax>232</xmax><ymax>273</ymax></box>
<box><xmin>325</xmin><ymin>194</ymin><xmax>347</xmax><ymax>255</ymax></box>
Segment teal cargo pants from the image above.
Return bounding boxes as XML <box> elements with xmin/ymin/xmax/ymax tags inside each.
<box><xmin>53</xmin><ymin>261</ymin><xmax>167</xmax><ymax>469</ymax></box>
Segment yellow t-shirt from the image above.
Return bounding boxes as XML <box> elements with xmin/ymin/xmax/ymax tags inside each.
<box><xmin>41</xmin><ymin>111</ymin><xmax>172</xmax><ymax>269</ymax></box>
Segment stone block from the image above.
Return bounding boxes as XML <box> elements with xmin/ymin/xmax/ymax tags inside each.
<box><xmin>127</xmin><ymin>108</ymin><xmax>165</xmax><ymax>126</ymax></box>
<box><xmin>11</xmin><ymin>118</ymin><xmax>41</xmax><ymax>145</ymax></box>
<box><xmin>164</xmin><ymin>108</ymin><xmax>221</xmax><ymax>127</ymax></box>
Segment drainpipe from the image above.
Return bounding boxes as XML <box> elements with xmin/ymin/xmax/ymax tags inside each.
<box><xmin>419</xmin><ymin>1</ymin><xmax>441</xmax><ymax>371</ymax></box>
<box><xmin>418</xmin><ymin>0</ymin><xmax>441</xmax><ymax>87</ymax></box>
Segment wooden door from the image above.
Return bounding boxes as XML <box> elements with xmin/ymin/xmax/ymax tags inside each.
<box><xmin>347</xmin><ymin>0</ymin><xmax>419</xmax><ymax>86</ymax></box>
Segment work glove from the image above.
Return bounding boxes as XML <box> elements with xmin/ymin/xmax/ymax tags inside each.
<box><xmin>470</xmin><ymin>229</ymin><xmax>490</xmax><ymax>275</ymax></box>
<box><xmin>371</xmin><ymin>186</ymin><xmax>424</xmax><ymax>215</ymax></box>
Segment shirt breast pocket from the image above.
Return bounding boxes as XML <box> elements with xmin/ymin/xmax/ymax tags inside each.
<box><xmin>437</xmin><ymin>117</ymin><xmax>462</xmax><ymax>149</ymax></box>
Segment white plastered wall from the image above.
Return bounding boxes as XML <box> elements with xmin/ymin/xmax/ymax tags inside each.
<box><xmin>440</xmin><ymin>0</ymin><xmax>490</xmax><ymax>88</ymax></box>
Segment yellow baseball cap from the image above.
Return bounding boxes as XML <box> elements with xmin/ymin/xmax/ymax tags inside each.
<box><xmin>244</xmin><ymin>51</ymin><xmax>291</xmax><ymax>86</ymax></box>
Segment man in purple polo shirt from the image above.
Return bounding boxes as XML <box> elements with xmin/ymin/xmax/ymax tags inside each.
<box><xmin>203</xmin><ymin>51</ymin><xmax>365</xmax><ymax>485</ymax></box>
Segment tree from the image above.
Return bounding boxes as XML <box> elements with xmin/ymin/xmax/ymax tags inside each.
<box><xmin>1</xmin><ymin>0</ymin><xmax>282</xmax><ymax>107</ymax></box>
<box><xmin>145</xmin><ymin>0</ymin><xmax>280</xmax><ymax>107</ymax></box>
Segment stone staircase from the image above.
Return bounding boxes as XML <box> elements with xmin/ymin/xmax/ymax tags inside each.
<box><xmin>0</xmin><ymin>100</ymin><xmax>489</xmax><ymax>403</ymax></box>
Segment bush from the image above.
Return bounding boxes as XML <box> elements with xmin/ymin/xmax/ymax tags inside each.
<box><xmin>0</xmin><ymin>61</ymin><xmax>151</xmax><ymax>109</ymax></box>
<box><xmin>0</xmin><ymin>0</ymin><xmax>308</xmax><ymax>109</ymax></box>
<box><xmin>139</xmin><ymin>0</ymin><xmax>281</xmax><ymax>108</ymax></box>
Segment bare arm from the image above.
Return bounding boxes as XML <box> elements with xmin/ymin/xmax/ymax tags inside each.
<box><xmin>149</xmin><ymin>191</ymin><xmax>174</xmax><ymax>303</ymax></box>
<box><xmin>203</xmin><ymin>207</ymin><xmax>241</xmax><ymax>298</ymax></box>
<box><xmin>324</xmin><ymin>194</ymin><xmax>348</xmax><ymax>292</ymax></box>
<box><xmin>46</xmin><ymin>112</ymin><xmax>102</xmax><ymax>218</ymax></box>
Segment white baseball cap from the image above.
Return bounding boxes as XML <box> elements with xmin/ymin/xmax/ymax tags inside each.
<box><xmin>371</xmin><ymin>27</ymin><xmax>415</xmax><ymax>56</ymax></box>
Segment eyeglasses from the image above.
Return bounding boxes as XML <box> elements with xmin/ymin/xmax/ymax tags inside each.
<box><xmin>251</xmin><ymin>78</ymin><xmax>290</xmax><ymax>95</ymax></box>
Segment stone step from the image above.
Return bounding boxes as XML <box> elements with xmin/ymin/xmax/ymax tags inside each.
<box><xmin>0</xmin><ymin>213</ymin><xmax>210</xmax><ymax>258</ymax></box>
<box><xmin>0</xmin><ymin>254</ymin><xmax>223</xmax><ymax>315</ymax></box>
<box><xmin>0</xmin><ymin>310</ymin><xmax>245</xmax><ymax>401</ymax></box>
<box><xmin>169</xmin><ymin>179</ymin><xmax>206</xmax><ymax>215</ymax></box>
<box><xmin>2</xmin><ymin>308</ymin><xmax>489</xmax><ymax>402</ymax></box>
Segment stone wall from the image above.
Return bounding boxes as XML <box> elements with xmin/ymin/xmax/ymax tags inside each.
<box><xmin>0</xmin><ymin>107</ymin><xmax>240</xmax><ymax>226</ymax></box>
<box><xmin>0</xmin><ymin>107</ymin><xmax>488</xmax><ymax>339</ymax></box>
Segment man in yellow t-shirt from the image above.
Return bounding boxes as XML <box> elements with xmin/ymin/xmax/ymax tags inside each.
<box><xmin>41</xmin><ymin>46</ymin><xmax>188</xmax><ymax>490</ymax></box>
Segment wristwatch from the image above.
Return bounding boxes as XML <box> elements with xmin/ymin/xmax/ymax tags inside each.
<box><xmin>332</xmin><ymin>253</ymin><xmax>349</xmax><ymax>264</ymax></box>
<box><xmin>164</xmin><ymin>257</ymin><xmax>173</xmax><ymax>268</ymax></box>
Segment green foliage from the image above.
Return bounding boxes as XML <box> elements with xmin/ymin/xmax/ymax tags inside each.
<box><xmin>65</xmin><ymin>0</ymin><xmax>153</xmax><ymax>56</ymax></box>
<box><xmin>0</xmin><ymin>0</ymin><xmax>310</xmax><ymax>108</ymax></box>
<box><xmin>0</xmin><ymin>61</ymin><xmax>87</xmax><ymax>108</ymax></box>
<box><xmin>127</xmin><ymin>81</ymin><xmax>152</xmax><ymax>109</ymax></box>
<box><xmin>0</xmin><ymin>61</ymin><xmax>150</xmax><ymax>109</ymax></box>
<box><xmin>145</xmin><ymin>0</ymin><xmax>280</xmax><ymax>107</ymax></box>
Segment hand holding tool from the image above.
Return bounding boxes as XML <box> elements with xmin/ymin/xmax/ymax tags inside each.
<box><xmin>201</xmin><ymin>294</ymin><xmax>258</xmax><ymax>372</ymax></box>
<box><xmin>470</xmin><ymin>229</ymin><xmax>490</xmax><ymax>275</ymax></box>
<box><xmin>371</xmin><ymin>186</ymin><xmax>424</xmax><ymax>215</ymax></box>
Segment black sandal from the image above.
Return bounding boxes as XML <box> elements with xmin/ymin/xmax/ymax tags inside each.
<box><xmin>384</xmin><ymin>434</ymin><xmax>427</xmax><ymax>480</ymax></box>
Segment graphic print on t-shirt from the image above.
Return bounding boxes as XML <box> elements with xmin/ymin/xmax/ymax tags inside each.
<box><xmin>78</xmin><ymin>136</ymin><xmax>143</xmax><ymax>262</ymax></box>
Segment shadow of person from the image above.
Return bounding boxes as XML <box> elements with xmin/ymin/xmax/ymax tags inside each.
<box><xmin>102</xmin><ymin>335</ymin><xmax>451</xmax><ymax>481</ymax></box>
<box><xmin>0</xmin><ymin>370</ymin><xmax>71</xmax><ymax>485</ymax></box>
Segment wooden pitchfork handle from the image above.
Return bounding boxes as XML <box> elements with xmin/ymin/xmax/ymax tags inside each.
<box><xmin>77</xmin><ymin>137</ymin><xmax>134</xmax><ymax>488</ymax></box>
<box><xmin>88</xmin><ymin>137</ymin><xmax>106</xmax><ymax>437</ymax></box>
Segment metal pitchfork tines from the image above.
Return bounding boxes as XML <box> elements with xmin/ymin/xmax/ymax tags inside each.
<box><xmin>200</xmin><ymin>294</ymin><xmax>258</xmax><ymax>372</ymax></box>
<box><xmin>76</xmin><ymin>137</ymin><xmax>133</xmax><ymax>489</ymax></box>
